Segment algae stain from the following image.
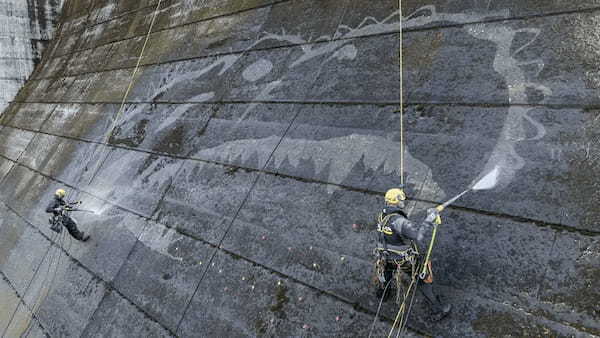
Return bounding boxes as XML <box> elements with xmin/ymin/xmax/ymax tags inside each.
<box><xmin>109</xmin><ymin>118</ymin><xmax>149</xmax><ymax>148</ymax></box>
<box><xmin>254</xmin><ymin>317</ymin><xmax>268</xmax><ymax>336</ymax></box>
<box><xmin>153</xmin><ymin>124</ymin><xmax>186</xmax><ymax>155</ymax></box>
<box><xmin>269</xmin><ymin>284</ymin><xmax>289</xmax><ymax>319</ymax></box>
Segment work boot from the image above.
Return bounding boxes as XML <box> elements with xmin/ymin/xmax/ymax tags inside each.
<box><xmin>429</xmin><ymin>304</ymin><xmax>452</xmax><ymax>322</ymax></box>
<box><xmin>80</xmin><ymin>233</ymin><xmax>90</xmax><ymax>242</ymax></box>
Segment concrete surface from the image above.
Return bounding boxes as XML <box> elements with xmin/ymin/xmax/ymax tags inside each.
<box><xmin>0</xmin><ymin>0</ymin><xmax>599</xmax><ymax>337</ymax></box>
<box><xmin>0</xmin><ymin>0</ymin><xmax>64</xmax><ymax>112</ymax></box>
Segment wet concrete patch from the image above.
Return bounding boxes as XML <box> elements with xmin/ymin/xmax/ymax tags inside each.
<box><xmin>18</xmin><ymin>132</ymin><xmax>86</xmax><ymax>180</ymax></box>
<box><xmin>220</xmin><ymin>174</ymin><xmax>384</xmax><ymax>312</ymax></box>
<box><xmin>29</xmin><ymin>259</ymin><xmax>106</xmax><ymax>337</ymax></box>
<box><xmin>0</xmin><ymin>163</ymin><xmax>51</xmax><ymax>219</ymax></box>
<box><xmin>0</xmin><ymin>222</ymin><xmax>50</xmax><ymax>297</ymax></box>
<box><xmin>186</xmin><ymin>103</ymin><xmax>300</xmax><ymax>170</ymax></box>
<box><xmin>109</xmin><ymin>103</ymin><xmax>215</xmax><ymax>156</ymax></box>
<box><xmin>3</xmin><ymin>0</ymin><xmax>600</xmax><ymax>336</ymax></box>
<box><xmin>177</xmin><ymin>250</ymin><xmax>396</xmax><ymax>337</ymax></box>
<box><xmin>50</xmin><ymin>193</ymin><xmax>149</xmax><ymax>282</ymax></box>
<box><xmin>2</xmin><ymin>301</ymin><xmax>44</xmax><ymax>338</ymax></box>
<box><xmin>0</xmin><ymin>156</ymin><xmax>15</xmax><ymax>186</ymax></box>
<box><xmin>0</xmin><ymin>103</ymin><xmax>57</xmax><ymax>131</ymax></box>
<box><xmin>112</xmin><ymin>220</ymin><xmax>214</xmax><ymax>332</ymax></box>
<box><xmin>153</xmin><ymin>160</ymin><xmax>258</xmax><ymax>244</ymax></box>
<box><xmin>0</xmin><ymin>126</ymin><xmax>35</xmax><ymax>161</ymax></box>
<box><xmin>81</xmin><ymin>290</ymin><xmax>174</xmax><ymax>337</ymax></box>
<box><xmin>0</xmin><ymin>271</ymin><xmax>21</xmax><ymax>334</ymax></box>
<box><xmin>40</xmin><ymin>103</ymin><xmax>117</xmax><ymax>142</ymax></box>
<box><xmin>536</xmin><ymin>231</ymin><xmax>600</xmax><ymax>335</ymax></box>
<box><xmin>81</xmin><ymin>148</ymin><xmax>182</xmax><ymax>217</ymax></box>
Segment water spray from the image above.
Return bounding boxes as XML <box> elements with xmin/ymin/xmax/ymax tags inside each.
<box><xmin>420</xmin><ymin>166</ymin><xmax>500</xmax><ymax>279</ymax></box>
<box><xmin>65</xmin><ymin>201</ymin><xmax>99</xmax><ymax>215</ymax></box>
<box><xmin>436</xmin><ymin>166</ymin><xmax>499</xmax><ymax>213</ymax></box>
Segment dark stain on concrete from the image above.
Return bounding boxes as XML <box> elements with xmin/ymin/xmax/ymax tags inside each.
<box><xmin>473</xmin><ymin>311</ymin><xmax>559</xmax><ymax>338</ymax></box>
<box><xmin>269</xmin><ymin>283</ymin><xmax>289</xmax><ymax>319</ymax></box>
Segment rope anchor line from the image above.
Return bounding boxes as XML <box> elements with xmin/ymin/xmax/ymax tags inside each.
<box><xmin>87</xmin><ymin>0</ymin><xmax>164</xmax><ymax>185</ymax></box>
<box><xmin>399</xmin><ymin>0</ymin><xmax>404</xmax><ymax>187</ymax></box>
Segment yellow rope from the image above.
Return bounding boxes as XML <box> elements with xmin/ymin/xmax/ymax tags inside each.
<box><xmin>87</xmin><ymin>0</ymin><xmax>163</xmax><ymax>183</ymax></box>
<box><xmin>421</xmin><ymin>224</ymin><xmax>438</xmax><ymax>277</ymax></box>
<box><xmin>387</xmin><ymin>260</ymin><xmax>417</xmax><ymax>338</ymax></box>
<box><xmin>399</xmin><ymin>0</ymin><xmax>404</xmax><ymax>186</ymax></box>
<box><xmin>386</xmin><ymin>6</ymin><xmax>412</xmax><ymax>336</ymax></box>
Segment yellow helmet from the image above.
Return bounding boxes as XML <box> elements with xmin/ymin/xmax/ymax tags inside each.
<box><xmin>385</xmin><ymin>188</ymin><xmax>406</xmax><ymax>205</ymax></box>
<box><xmin>55</xmin><ymin>189</ymin><xmax>66</xmax><ymax>199</ymax></box>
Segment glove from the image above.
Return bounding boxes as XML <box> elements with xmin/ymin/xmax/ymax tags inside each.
<box><xmin>425</xmin><ymin>208</ymin><xmax>440</xmax><ymax>224</ymax></box>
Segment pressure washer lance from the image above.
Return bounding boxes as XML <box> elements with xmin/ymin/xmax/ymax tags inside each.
<box><xmin>64</xmin><ymin>201</ymin><xmax>96</xmax><ymax>214</ymax></box>
<box><xmin>419</xmin><ymin>166</ymin><xmax>500</xmax><ymax>278</ymax></box>
<box><xmin>439</xmin><ymin>166</ymin><xmax>499</xmax><ymax>211</ymax></box>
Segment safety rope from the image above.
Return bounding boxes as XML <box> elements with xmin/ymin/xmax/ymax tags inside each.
<box><xmin>1</xmin><ymin>229</ymin><xmax>57</xmax><ymax>338</ymax></box>
<box><xmin>387</xmin><ymin>257</ymin><xmax>418</xmax><ymax>338</ymax></box>
<box><xmin>368</xmin><ymin>278</ymin><xmax>393</xmax><ymax>338</ymax></box>
<box><xmin>29</xmin><ymin>212</ymin><xmax>75</xmax><ymax>323</ymax></box>
<box><xmin>30</xmin><ymin>229</ymin><xmax>64</xmax><ymax>315</ymax></box>
<box><xmin>421</xmin><ymin>224</ymin><xmax>438</xmax><ymax>278</ymax></box>
<box><xmin>399</xmin><ymin>0</ymin><xmax>404</xmax><ymax>186</ymax></box>
<box><xmin>398</xmin><ymin>268</ymin><xmax>419</xmax><ymax>337</ymax></box>
<box><xmin>87</xmin><ymin>0</ymin><xmax>163</xmax><ymax>184</ymax></box>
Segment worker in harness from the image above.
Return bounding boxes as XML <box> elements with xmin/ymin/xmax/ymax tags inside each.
<box><xmin>45</xmin><ymin>189</ymin><xmax>90</xmax><ymax>242</ymax></box>
<box><xmin>373</xmin><ymin>188</ymin><xmax>451</xmax><ymax>321</ymax></box>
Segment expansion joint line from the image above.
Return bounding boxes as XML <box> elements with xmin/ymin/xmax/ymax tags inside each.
<box><xmin>87</xmin><ymin>0</ymin><xmax>163</xmax><ymax>185</ymax></box>
<box><xmin>0</xmin><ymin>270</ymin><xmax>50</xmax><ymax>337</ymax></box>
<box><xmin>0</xmin><ymin>199</ymin><xmax>179</xmax><ymax>337</ymax></box>
<box><xmin>174</xmin><ymin>105</ymin><xmax>304</xmax><ymax>334</ymax></box>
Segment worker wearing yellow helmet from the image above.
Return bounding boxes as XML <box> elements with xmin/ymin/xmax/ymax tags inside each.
<box><xmin>45</xmin><ymin>188</ymin><xmax>89</xmax><ymax>242</ymax></box>
<box><xmin>373</xmin><ymin>188</ymin><xmax>450</xmax><ymax>321</ymax></box>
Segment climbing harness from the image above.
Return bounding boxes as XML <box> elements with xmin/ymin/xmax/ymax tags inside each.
<box><xmin>373</xmin><ymin>207</ymin><xmax>427</xmax><ymax>337</ymax></box>
<box><xmin>369</xmin><ymin>246</ymin><xmax>419</xmax><ymax>338</ymax></box>
<box><xmin>377</xmin><ymin>212</ymin><xmax>397</xmax><ymax>236</ymax></box>
<box><xmin>49</xmin><ymin>215</ymin><xmax>62</xmax><ymax>233</ymax></box>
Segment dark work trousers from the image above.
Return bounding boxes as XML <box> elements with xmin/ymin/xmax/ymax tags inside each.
<box><xmin>63</xmin><ymin>216</ymin><xmax>85</xmax><ymax>241</ymax></box>
<box><xmin>384</xmin><ymin>260</ymin><xmax>444</xmax><ymax>313</ymax></box>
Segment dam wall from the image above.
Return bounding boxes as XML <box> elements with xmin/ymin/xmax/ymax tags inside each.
<box><xmin>0</xmin><ymin>1</ymin><xmax>599</xmax><ymax>336</ymax></box>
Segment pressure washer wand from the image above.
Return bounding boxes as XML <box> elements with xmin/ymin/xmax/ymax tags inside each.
<box><xmin>438</xmin><ymin>189</ymin><xmax>470</xmax><ymax>212</ymax></box>
<box><xmin>436</xmin><ymin>166</ymin><xmax>500</xmax><ymax>212</ymax></box>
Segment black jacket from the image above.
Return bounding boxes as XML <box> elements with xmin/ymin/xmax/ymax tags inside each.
<box><xmin>45</xmin><ymin>196</ymin><xmax>67</xmax><ymax>216</ymax></box>
<box><xmin>377</xmin><ymin>207</ymin><xmax>432</xmax><ymax>254</ymax></box>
